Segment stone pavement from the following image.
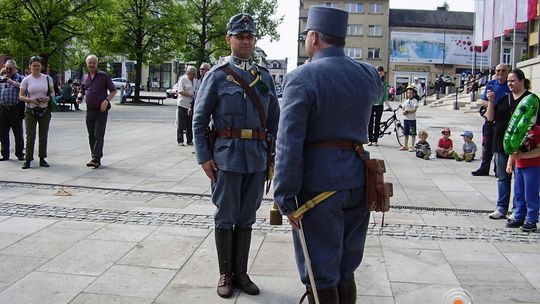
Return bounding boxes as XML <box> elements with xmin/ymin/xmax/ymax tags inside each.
<box><xmin>0</xmin><ymin>94</ymin><xmax>539</xmax><ymax>304</ymax></box>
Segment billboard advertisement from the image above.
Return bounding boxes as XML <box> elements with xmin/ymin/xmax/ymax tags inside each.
<box><xmin>390</xmin><ymin>32</ymin><xmax>489</xmax><ymax>66</ymax></box>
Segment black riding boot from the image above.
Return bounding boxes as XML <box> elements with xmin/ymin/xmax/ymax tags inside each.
<box><xmin>337</xmin><ymin>277</ymin><xmax>357</xmax><ymax>304</ymax></box>
<box><xmin>215</xmin><ymin>228</ymin><xmax>233</xmax><ymax>298</ymax></box>
<box><xmin>306</xmin><ymin>287</ymin><xmax>340</xmax><ymax>304</ymax></box>
<box><xmin>233</xmin><ymin>227</ymin><xmax>260</xmax><ymax>295</ymax></box>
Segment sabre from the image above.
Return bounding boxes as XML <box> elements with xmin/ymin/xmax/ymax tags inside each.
<box><xmin>295</xmin><ymin>197</ymin><xmax>320</xmax><ymax>304</ymax></box>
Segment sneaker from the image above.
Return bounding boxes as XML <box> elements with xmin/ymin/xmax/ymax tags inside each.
<box><xmin>489</xmin><ymin>210</ymin><xmax>507</xmax><ymax>219</ymax></box>
<box><xmin>508</xmin><ymin>213</ymin><xmax>515</xmax><ymax>221</ymax></box>
<box><xmin>186</xmin><ymin>142</ymin><xmax>194</xmax><ymax>146</ymax></box>
<box><xmin>464</xmin><ymin>154</ymin><xmax>473</xmax><ymax>162</ymax></box>
<box><xmin>471</xmin><ymin>170</ymin><xmax>489</xmax><ymax>176</ymax></box>
<box><xmin>0</xmin><ymin>156</ymin><xmax>8</xmax><ymax>161</ymax></box>
<box><xmin>367</xmin><ymin>142</ymin><xmax>373</xmax><ymax>146</ymax></box>
<box><xmin>86</xmin><ymin>159</ymin><xmax>100</xmax><ymax>168</ymax></box>
<box><xmin>521</xmin><ymin>222</ymin><xmax>537</xmax><ymax>232</ymax></box>
<box><xmin>21</xmin><ymin>161</ymin><xmax>31</xmax><ymax>169</ymax></box>
<box><xmin>505</xmin><ymin>219</ymin><xmax>524</xmax><ymax>228</ymax></box>
<box><xmin>453</xmin><ymin>151</ymin><xmax>461</xmax><ymax>161</ymax></box>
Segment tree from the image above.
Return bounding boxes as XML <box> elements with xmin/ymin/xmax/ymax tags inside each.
<box><xmin>0</xmin><ymin>0</ymin><xmax>107</xmax><ymax>70</ymax></box>
<box><xmin>181</xmin><ymin>0</ymin><xmax>282</xmax><ymax>67</ymax></box>
<box><xmin>91</xmin><ymin>0</ymin><xmax>185</xmax><ymax>101</ymax></box>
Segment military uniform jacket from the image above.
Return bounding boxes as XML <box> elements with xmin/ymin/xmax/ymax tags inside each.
<box><xmin>273</xmin><ymin>47</ymin><xmax>383</xmax><ymax>215</ymax></box>
<box><xmin>193</xmin><ymin>57</ymin><xmax>280</xmax><ymax>173</ymax></box>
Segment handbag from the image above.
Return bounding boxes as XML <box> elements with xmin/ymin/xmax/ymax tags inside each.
<box><xmin>28</xmin><ymin>106</ymin><xmax>46</xmax><ymax>119</ymax></box>
<box><xmin>46</xmin><ymin>76</ymin><xmax>58</xmax><ymax>112</ymax></box>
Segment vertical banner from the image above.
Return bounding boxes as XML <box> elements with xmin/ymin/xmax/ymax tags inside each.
<box><xmin>483</xmin><ymin>0</ymin><xmax>494</xmax><ymax>42</ymax></box>
<box><xmin>503</xmin><ymin>0</ymin><xmax>517</xmax><ymax>35</ymax></box>
<box><xmin>474</xmin><ymin>0</ymin><xmax>485</xmax><ymax>46</ymax></box>
<box><xmin>517</xmin><ymin>0</ymin><xmax>528</xmax><ymax>23</ymax></box>
<box><xmin>493</xmin><ymin>0</ymin><xmax>504</xmax><ymax>38</ymax></box>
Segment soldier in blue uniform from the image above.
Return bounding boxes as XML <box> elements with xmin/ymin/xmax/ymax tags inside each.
<box><xmin>192</xmin><ymin>13</ymin><xmax>280</xmax><ymax>299</ymax></box>
<box><xmin>273</xmin><ymin>6</ymin><xmax>382</xmax><ymax>304</ymax></box>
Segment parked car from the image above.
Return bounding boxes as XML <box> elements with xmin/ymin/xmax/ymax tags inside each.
<box><xmin>112</xmin><ymin>78</ymin><xmax>143</xmax><ymax>91</ymax></box>
<box><xmin>166</xmin><ymin>83</ymin><xmax>179</xmax><ymax>99</ymax></box>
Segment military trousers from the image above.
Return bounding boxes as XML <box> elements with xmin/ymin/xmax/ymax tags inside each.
<box><xmin>24</xmin><ymin>108</ymin><xmax>51</xmax><ymax>161</ymax></box>
<box><xmin>292</xmin><ymin>187</ymin><xmax>369</xmax><ymax>289</ymax></box>
<box><xmin>211</xmin><ymin>170</ymin><xmax>265</xmax><ymax>229</ymax></box>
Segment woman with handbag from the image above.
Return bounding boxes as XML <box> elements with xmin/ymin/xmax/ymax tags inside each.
<box><xmin>18</xmin><ymin>56</ymin><xmax>54</xmax><ymax>169</ymax></box>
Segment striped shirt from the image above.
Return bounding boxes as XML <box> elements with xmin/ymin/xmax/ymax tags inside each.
<box><xmin>0</xmin><ymin>73</ymin><xmax>23</xmax><ymax>107</ymax></box>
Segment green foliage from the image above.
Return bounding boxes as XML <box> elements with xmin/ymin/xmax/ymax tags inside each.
<box><xmin>181</xmin><ymin>0</ymin><xmax>282</xmax><ymax>66</ymax></box>
<box><xmin>0</xmin><ymin>0</ymin><xmax>108</xmax><ymax>69</ymax></box>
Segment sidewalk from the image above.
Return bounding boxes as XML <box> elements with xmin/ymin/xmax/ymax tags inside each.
<box><xmin>0</xmin><ymin>95</ymin><xmax>539</xmax><ymax>304</ymax></box>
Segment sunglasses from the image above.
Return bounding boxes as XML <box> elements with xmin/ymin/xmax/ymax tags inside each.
<box><xmin>30</xmin><ymin>56</ymin><xmax>42</xmax><ymax>63</ymax></box>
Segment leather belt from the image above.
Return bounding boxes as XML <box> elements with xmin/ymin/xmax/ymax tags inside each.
<box><xmin>306</xmin><ymin>139</ymin><xmax>364</xmax><ymax>154</ymax></box>
<box><xmin>215</xmin><ymin>129</ymin><xmax>267</xmax><ymax>140</ymax></box>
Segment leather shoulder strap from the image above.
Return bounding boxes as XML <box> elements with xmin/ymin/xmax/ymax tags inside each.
<box><xmin>221</xmin><ymin>66</ymin><xmax>266</xmax><ymax>128</ymax></box>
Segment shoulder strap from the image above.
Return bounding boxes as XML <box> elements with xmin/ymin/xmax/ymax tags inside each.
<box><xmin>221</xmin><ymin>66</ymin><xmax>266</xmax><ymax>128</ymax></box>
<box><xmin>46</xmin><ymin>75</ymin><xmax>51</xmax><ymax>96</ymax></box>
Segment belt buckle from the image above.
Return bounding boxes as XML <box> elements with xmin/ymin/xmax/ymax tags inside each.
<box><xmin>240</xmin><ymin>129</ymin><xmax>253</xmax><ymax>139</ymax></box>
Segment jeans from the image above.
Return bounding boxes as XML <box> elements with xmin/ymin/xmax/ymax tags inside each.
<box><xmin>85</xmin><ymin>109</ymin><xmax>108</xmax><ymax>160</ymax></box>
<box><xmin>0</xmin><ymin>104</ymin><xmax>25</xmax><ymax>158</ymax></box>
<box><xmin>24</xmin><ymin>108</ymin><xmax>51</xmax><ymax>161</ymax></box>
<box><xmin>177</xmin><ymin>106</ymin><xmax>192</xmax><ymax>144</ymax></box>
<box><xmin>368</xmin><ymin>105</ymin><xmax>383</xmax><ymax>143</ymax></box>
<box><xmin>293</xmin><ymin>187</ymin><xmax>369</xmax><ymax>289</ymax></box>
<box><xmin>513</xmin><ymin>166</ymin><xmax>540</xmax><ymax>224</ymax></box>
<box><xmin>494</xmin><ymin>152</ymin><xmax>512</xmax><ymax>213</ymax></box>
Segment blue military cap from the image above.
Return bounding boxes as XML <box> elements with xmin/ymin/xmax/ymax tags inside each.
<box><xmin>227</xmin><ymin>13</ymin><xmax>256</xmax><ymax>36</ymax></box>
<box><xmin>302</xmin><ymin>6</ymin><xmax>348</xmax><ymax>38</ymax></box>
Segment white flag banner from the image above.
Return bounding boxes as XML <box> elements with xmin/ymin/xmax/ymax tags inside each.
<box><xmin>483</xmin><ymin>0</ymin><xmax>494</xmax><ymax>41</ymax></box>
<box><xmin>502</xmin><ymin>0</ymin><xmax>517</xmax><ymax>34</ymax></box>
<box><xmin>517</xmin><ymin>0</ymin><xmax>528</xmax><ymax>23</ymax></box>
<box><xmin>474</xmin><ymin>0</ymin><xmax>485</xmax><ymax>46</ymax></box>
<box><xmin>493</xmin><ymin>0</ymin><xmax>504</xmax><ymax>38</ymax></box>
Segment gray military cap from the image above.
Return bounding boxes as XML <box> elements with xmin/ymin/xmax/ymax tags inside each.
<box><xmin>227</xmin><ymin>13</ymin><xmax>256</xmax><ymax>36</ymax></box>
<box><xmin>302</xmin><ymin>6</ymin><xmax>349</xmax><ymax>38</ymax></box>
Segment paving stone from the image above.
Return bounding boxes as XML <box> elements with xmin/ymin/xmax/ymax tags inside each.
<box><xmin>118</xmin><ymin>234</ymin><xmax>204</xmax><ymax>269</ymax></box>
<box><xmin>69</xmin><ymin>292</ymin><xmax>152</xmax><ymax>304</ymax></box>
<box><xmin>0</xmin><ymin>271</ymin><xmax>95</xmax><ymax>304</ymax></box>
<box><xmin>438</xmin><ymin>240</ymin><xmax>507</xmax><ymax>263</ymax></box>
<box><xmin>88</xmin><ymin>223</ymin><xmax>157</xmax><ymax>242</ymax></box>
<box><xmin>38</xmin><ymin>239</ymin><xmax>137</xmax><ymax>276</ymax></box>
<box><xmin>84</xmin><ymin>265</ymin><xmax>176</xmax><ymax>299</ymax></box>
<box><xmin>1</xmin><ymin>227</ymin><xmax>94</xmax><ymax>258</ymax></box>
<box><xmin>391</xmin><ymin>282</ymin><xmax>461</xmax><ymax>304</ymax></box>
<box><xmin>504</xmin><ymin>252</ymin><xmax>540</xmax><ymax>288</ymax></box>
<box><xmin>384</xmin><ymin>247</ymin><xmax>459</xmax><ymax>285</ymax></box>
<box><xmin>0</xmin><ymin>254</ymin><xmax>48</xmax><ymax>292</ymax></box>
<box><xmin>0</xmin><ymin>232</ymin><xmax>27</xmax><ymax>251</ymax></box>
<box><xmin>0</xmin><ymin>217</ymin><xmax>56</xmax><ymax>234</ymax></box>
<box><xmin>356</xmin><ymin>256</ymin><xmax>393</xmax><ymax>297</ymax></box>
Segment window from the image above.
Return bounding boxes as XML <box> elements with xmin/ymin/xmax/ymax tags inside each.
<box><xmin>368</xmin><ymin>48</ymin><xmax>381</xmax><ymax>59</ymax></box>
<box><xmin>503</xmin><ymin>48</ymin><xmax>511</xmax><ymax>64</ymax></box>
<box><xmin>345</xmin><ymin>3</ymin><xmax>364</xmax><ymax>13</ymax></box>
<box><xmin>345</xmin><ymin>47</ymin><xmax>362</xmax><ymax>59</ymax></box>
<box><xmin>504</xmin><ymin>36</ymin><xmax>512</xmax><ymax>42</ymax></box>
<box><xmin>368</xmin><ymin>25</ymin><xmax>382</xmax><ymax>36</ymax></box>
<box><xmin>347</xmin><ymin>24</ymin><xmax>363</xmax><ymax>36</ymax></box>
<box><xmin>320</xmin><ymin>2</ymin><xmax>338</xmax><ymax>8</ymax></box>
<box><xmin>368</xmin><ymin>3</ymin><xmax>383</xmax><ymax>13</ymax></box>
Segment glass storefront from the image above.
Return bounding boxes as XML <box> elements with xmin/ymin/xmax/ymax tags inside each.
<box><xmin>149</xmin><ymin>63</ymin><xmax>172</xmax><ymax>91</ymax></box>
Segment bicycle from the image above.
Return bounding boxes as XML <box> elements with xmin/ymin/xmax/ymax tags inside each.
<box><xmin>378</xmin><ymin>106</ymin><xmax>405</xmax><ymax>146</ymax></box>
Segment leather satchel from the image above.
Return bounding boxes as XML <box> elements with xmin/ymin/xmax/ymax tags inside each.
<box><xmin>363</xmin><ymin>159</ymin><xmax>392</xmax><ymax>212</ymax></box>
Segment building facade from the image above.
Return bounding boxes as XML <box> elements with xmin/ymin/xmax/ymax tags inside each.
<box><xmin>298</xmin><ymin>0</ymin><xmax>390</xmax><ymax>70</ymax></box>
<box><xmin>267</xmin><ymin>59</ymin><xmax>288</xmax><ymax>85</ymax></box>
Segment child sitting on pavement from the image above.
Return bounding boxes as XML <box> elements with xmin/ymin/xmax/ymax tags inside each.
<box><xmin>436</xmin><ymin>127</ymin><xmax>455</xmax><ymax>158</ymax></box>
<box><xmin>398</xmin><ymin>85</ymin><xmax>418</xmax><ymax>152</ymax></box>
<box><xmin>414</xmin><ymin>130</ymin><xmax>431</xmax><ymax>160</ymax></box>
<box><xmin>453</xmin><ymin>130</ymin><xmax>477</xmax><ymax>162</ymax></box>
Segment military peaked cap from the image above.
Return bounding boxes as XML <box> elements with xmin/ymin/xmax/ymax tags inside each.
<box><xmin>303</xmin><ymin>6</ymin><xmax>348</xmax><ymax>38</ymax></box>
<box><xmin>227</xmin><ymin>13</ymin><xmax>256</xmax><ymax>36</ymax></box>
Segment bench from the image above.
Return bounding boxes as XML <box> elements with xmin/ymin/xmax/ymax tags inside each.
<box><xmin>125</xmin><ymin>95</ymin><xmax>166</xmax><ymax>105</ymax></box>
<box><xmin>53</xmin><ymin>96</ymin><xmax>77</xmax><ymax>111</ymax></box>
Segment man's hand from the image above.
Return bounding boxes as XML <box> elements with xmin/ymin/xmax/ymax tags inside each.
<box><xmin>187</xmin><ymin>108</ymin><xmax>193</xmax><ymax>117</ymax></box>
<box><xmin>201</xmin><ymin>159</ymin><xmax>217</xmax><ymax>182</ymax></box>
<box><xmin>100</xmin><ymin>99</ymin><xmax>109</xmax><ymax>112</ymax></box>
<box><xmin>287</xmin><ymin>212</ymin><xmax>302</xmax><ymax>230</ymax></box>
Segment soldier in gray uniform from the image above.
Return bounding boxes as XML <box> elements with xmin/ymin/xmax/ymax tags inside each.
<box><xmin>192</xmin><ymin>13</ymin><xmax>280</xmax><ymax>299</ymax></box>
<box><xmin>273</xmin><ymin>6</ymin><xmax>382</xmax><ymax>304</ymax></box>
